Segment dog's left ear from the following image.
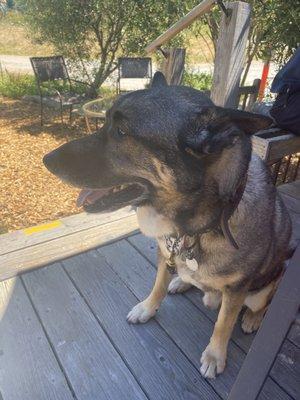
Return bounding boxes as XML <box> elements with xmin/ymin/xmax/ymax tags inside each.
<box><xmin>151</xmin><ymin>71</ymin><xmax>168</xmax><ymax>88</ymax></box>
<box><xmin>180</xmin><ymin>106</ymin><xmax>272</xmax><ymax>156</ymax></box>
<box><xmin>210</xmin><ymin>106</ymin><xmax>273</xmax><ymax>135</ymax></box>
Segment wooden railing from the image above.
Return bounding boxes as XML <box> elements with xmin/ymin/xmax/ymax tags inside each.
<box><xmin>145</xmin><ymin>0</ymin><xmax>215</xmax><ymax>54</ymax></box>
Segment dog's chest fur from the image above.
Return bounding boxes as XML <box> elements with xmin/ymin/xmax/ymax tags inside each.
<box><xmin>136</xmin><ymin>205</ymin><xmax>237</xmax><ymax>291</ymax></box>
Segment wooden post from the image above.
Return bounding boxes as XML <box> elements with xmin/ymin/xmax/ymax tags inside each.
<box><xmin>162</xmin><ymin>48</ymin><xmax>186</xmax><ymax>85</ymax></box>
<box><xmin>211</xmin><ymin>1</ymin><xmax>251</xmax><ymax>108</ymax></box>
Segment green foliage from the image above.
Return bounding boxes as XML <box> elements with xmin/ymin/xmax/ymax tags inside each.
<box><xmin>247</xmin><ymin>0</ymin><xmax>300</xmax><ymax>66</ymax></box>
<box><xmin>204</xmin><ymin>0</ymin><xmax>300</xmax><ymax>83</ymax></box>
<box><xmin>0</xmin><ymin>71</ymin><xmax>37</xmax><ymax>98</ymax></box>
<box><xmin>0</xmin><ymin>70</ymin><xmax>88</xmax><ymax>98</ymax></box>
<box><xmin>17</xmin><ymin>0</ymin><xmax>199</xmax><ymax>94</ymax></box>
<box><xmin>183</xmin><ymin>71</ymin><xmax>212</xmax><ymax>91</ymax></box>
<box><xmin>6</xmin><ymin>0</ymin><xmax>14</xmax><ymax>9</ymax></box>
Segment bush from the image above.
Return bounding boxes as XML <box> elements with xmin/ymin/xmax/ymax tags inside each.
<box><xmin>183</xmin><ymin>71</ymin><xmax>212</xmax><ymax>91</ymax></box>
<box><xmin>0</xmin><ymin>70</ymin><xmax>95</xmax><ymax>99</ymax></box>
<box><xmin>0</xmin><ymin>71</ymin><xmax>37</xmax><ymax>98</ymax></box>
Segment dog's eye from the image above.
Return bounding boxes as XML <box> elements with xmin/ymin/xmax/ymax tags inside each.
<box><xmin>117</xmin><ymin>127</ymin><xmax>126</xmax><ymax>137</ymax></box>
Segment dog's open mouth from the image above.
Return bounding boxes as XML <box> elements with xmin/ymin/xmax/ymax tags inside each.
<box><xmin>77</xmin><ymin>183</ymin><xmax>147</xmax><ymax>213</ymax></box>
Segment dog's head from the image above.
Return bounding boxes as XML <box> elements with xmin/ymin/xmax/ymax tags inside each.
<box><xmin>43</xmin><ymin>72</ymin><xmax>272</xmax><ymax>220</ymax></box>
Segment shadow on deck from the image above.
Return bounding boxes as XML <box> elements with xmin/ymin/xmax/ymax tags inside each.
<box><xmin>0</xmin><ymin>183</ymin><xmax>299</xmax><ymax>400</ymax></box>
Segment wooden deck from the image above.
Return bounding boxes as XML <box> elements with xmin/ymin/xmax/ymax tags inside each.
<box><xmin>0</xmin><ymin>183</ymin><xmax>299</xmax><ymax>400</ymax></box>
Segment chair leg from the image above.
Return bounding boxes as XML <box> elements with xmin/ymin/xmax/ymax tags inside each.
<box><xmin>60</xmin><ymin>101</ymin><xmax>64</xmax><ymax>125</ymax></box>
<box><xmin>40</xmin><ymin>97</ymin><xmax>44</xmax><ymax>126</ymax></box>
<box><xmin>69</xmin><ymin>105</ymin><xmax>73</xmax><ymax>124</ymax></box>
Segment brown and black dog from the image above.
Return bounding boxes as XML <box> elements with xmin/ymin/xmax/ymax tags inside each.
<box><xmin>44</xmin><ymin>72</ymin><xmax>291</xmax><ymax>378</ymax></box>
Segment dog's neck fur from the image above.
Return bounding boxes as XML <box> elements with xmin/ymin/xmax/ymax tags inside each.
<box><xmin>137</xmin><ymin>139</ymin><xmax>251</xmax><ymax>240</ymax></box>
<box><xmin>182</xmin><ymin>139</ymin><xmax>251</xmax><ymax>235</ymax></box>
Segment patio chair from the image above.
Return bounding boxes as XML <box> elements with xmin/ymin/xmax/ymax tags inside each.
<box><xmin>30</xmin><ymin>56</ymin><xmax>91</xmax><ymax>125</ymax></box>
<box><xmin>116</xmin><ymin>57</ymin><xmax>152</xmax><ymax>94</ymax></box>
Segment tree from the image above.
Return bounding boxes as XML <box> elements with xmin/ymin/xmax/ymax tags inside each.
<box><xmin>7</xmin><ymin>0</ymin><xmax>14</xmax><ymax>8</ymax></box>
<box><xmin>204</xmin><ymin>0</ymin><xmax>300</xmax><ymax>84</ymax></box>
<box><xmin>19</xmin><ymin>0</ymin><xmax>198</xmax><ymax>96</ymax></box>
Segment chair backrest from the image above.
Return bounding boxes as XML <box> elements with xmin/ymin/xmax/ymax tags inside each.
<box><xmin>30</xmin><ymin>56</ymin><xmax>70</xmax><ymax>83</ymax></box>
<box><xmin>118</xmin><ymin>57</ymin><xmax>152</xmax><ymax>79</ymax></box>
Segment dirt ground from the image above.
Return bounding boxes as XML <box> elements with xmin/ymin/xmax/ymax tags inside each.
<box><xmin>0</xmin><ymin>98</ymin><xmax>89</xmax><ymax>233</ymax></box>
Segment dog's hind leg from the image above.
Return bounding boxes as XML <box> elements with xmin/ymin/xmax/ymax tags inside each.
<box><xmin>200</xmin><ymin>290</ymin><xmax>246</xmax><ymax>378</ymax></box>
<box><xmin>127</xmin><ymin>249</ymin><xmax>172</xmax><ymax>324</ymax></box>
<box><xmin>242</xmin><ymin>280</ymin><xmax>277</xmax><ymax>333</ymax></box>
<box><xmin>242</xmin><ymin>307</ymin><xmax>267</xmax><ymax>333</ymax></box>
<box><xmin>168</xmin><ymin>276</ymin><xmax>192</xmax><ymax>294</ymax></box>
<box><xmin>203</xmin><ymin>290</ymin><xmax>222</xmax><ymax>310</ymax></box>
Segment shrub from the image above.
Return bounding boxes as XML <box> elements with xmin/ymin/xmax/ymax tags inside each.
<box><xmin>0</xmin><ymin>70</ymin><xmax>96</xmax><ymax>99</ymax></box>
<box><xmin>0</xmin><ymin>71</ymin><xmax>37</xmax><ymax>98</ymax></box>
<box><xmin>183</xmin><ymin>71</ymin><xmax>213</xmax><ymax>91</ymax></box>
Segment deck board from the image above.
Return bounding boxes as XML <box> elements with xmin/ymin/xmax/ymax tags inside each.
<box><xmin>99</xmin><ymin>240</ymin><xmax>247</xmax><ymax>399</ymax></box>
<box><xmin>0</xmin><ymin>207</ymin><xmax>135</xmax><ymax>256</ymax></box>
<box><xmin>288</xmin><ymin>313</ymin><xmax>300</xmax><ymax>348</ymax></box>
<box><xmin>258</xmin><ymin>378</ymin><xmax>293</xmax><ymax>400</ymax></box>
<box><xmin>270</xmin><ymin>340</ymin><xmax>300</xmax><ymax>399</ymax></box>
<box><xmin>0</xmin><ymin>208</ymin><xmax>138</xmax><ymax>282</ymax></box>
<box><xmin>0</xmin><ymin>277</ymin><xmax>74</xmax><ymax>400</ymax></box>
<box><xmin>62</xmin><ymin>250</ymin><xmax>218</xmax><ymax>400</ymax></box>
<box><xmin>22</xmin><ymin>264</ymin><xmax>147</xmax><ymax>400</ymax></box>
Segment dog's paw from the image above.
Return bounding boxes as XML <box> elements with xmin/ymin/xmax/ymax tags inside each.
<box><xmin>242</xmin><ymin>308</ymin><xmax>264</xmax><ymax>334</ymax></box>
<box><xmin>200</xmin><ymin>345</ymin><xmax>226</xmax><ymax>379</ymax></box>
<box><xmin>168</xmin><ymin>277</ymin><xmax>192</xmax><ymax>294</ymax></box>
<box><xmin>202</xmin><ymin>291</ymin><xmax>222</xmax><ymax>310</ymax></box>
<box><xmin>127</xmin><ymin>302</ymin><xmax>157</xmax><ymax>324</ymax></box>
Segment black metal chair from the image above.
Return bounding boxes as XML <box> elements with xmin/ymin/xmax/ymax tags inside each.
<box><xmin>116</xmin><ymin>57</ymin><xmax>152</xmax><ymax>94</ymax></box>
<box><xmin>30</xmin><ymin>56</ymin><xmax>91</xmax><ymax>125</ymax></box>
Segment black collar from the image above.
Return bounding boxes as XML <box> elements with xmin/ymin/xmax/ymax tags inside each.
<box><xmin>220</xmin><ymin>173</ymin><xmax>248</xmax><ymax>249</ymax></box>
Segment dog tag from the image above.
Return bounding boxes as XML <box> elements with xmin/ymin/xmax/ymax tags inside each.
<box><xmin>186</xmin><ymin>258</ymin><xmax>198</xmax><ymax>271</ymax></box>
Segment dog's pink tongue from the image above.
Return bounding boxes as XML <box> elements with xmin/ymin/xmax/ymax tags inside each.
<box><xmin>77</xmin><ymin>188</ymin><xmax>108</xmax><ymax>207</ymax></box>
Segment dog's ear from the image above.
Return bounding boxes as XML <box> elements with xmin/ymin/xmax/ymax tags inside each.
<box><xmin>151</xmin><ymin>71</ymin><xmax>168</xmax><ymax>88</ymax></box>
<box><xmin>180</xmin><ymin>106</ymin><xmax>272</xmax><ymax>156</ymax></box>
<box><xmin>210</xmin><ymin>106</ymin><xmax>273</xmax><ymax>135</ymax></box>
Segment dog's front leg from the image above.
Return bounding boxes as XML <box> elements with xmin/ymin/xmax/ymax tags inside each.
<box><xmin>200</xmin><ymin>289</ymin><xmax>246</xmax><ymax>378</ymax></box>
<box><xmin>127</xmin><ymin>248</ymin><xmax>172</xmax><ymax>324</ymax></box>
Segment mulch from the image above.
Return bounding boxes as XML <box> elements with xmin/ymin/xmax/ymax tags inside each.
<box><xmin>0</xmin><ymin>97</ymin><xmax>92</xmax><ymax>233</ymax></box>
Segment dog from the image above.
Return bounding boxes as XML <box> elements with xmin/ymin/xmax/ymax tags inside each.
<box><xmin>43</xmin><ymin>72</ymin><xmax>292</xmax><ymax>379</ymax></box>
